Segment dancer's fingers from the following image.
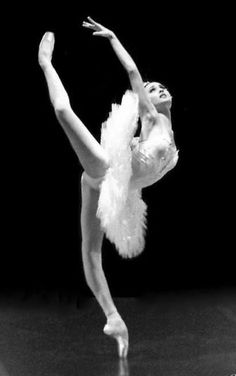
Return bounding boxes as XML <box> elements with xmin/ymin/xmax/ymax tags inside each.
<box><xmin>82</xmin><ymin>21</ymin><xmax>95</xmax><ymax>29</ymax></box>
<box><xmin>87</xmin><ymin>16</ymin><xmax>99</xmax><ymax>25</ymax></box>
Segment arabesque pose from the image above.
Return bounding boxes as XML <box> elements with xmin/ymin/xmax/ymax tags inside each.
<box><xmin>38</xmin><ymin>16</ymin><xmax>179</xmax><ymax>358</ymax></box>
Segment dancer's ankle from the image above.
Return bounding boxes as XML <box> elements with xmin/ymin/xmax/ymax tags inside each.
<box><xmin>39</xmin><ymin>59</ymin><xmax>52</xmax><ymax>70</ymax></box>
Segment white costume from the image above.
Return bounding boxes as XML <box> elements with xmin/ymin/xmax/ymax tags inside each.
<box><xmin>83</xmin><ymin>91</ymin><xmax>179</xmax><ymax>258</ymax></box>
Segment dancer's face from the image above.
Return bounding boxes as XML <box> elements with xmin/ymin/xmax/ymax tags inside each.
<box><xmin>145</xmin><ymin>82</ymin><xmax>172</xmax><ymax>108</ymax></box>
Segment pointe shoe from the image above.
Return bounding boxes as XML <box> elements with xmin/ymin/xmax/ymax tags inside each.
<box><xmin>103</xmin><ymin>316</ymin><xmax>129</xmax><ymax>358</ymax></box>
<box><xmin>38</xmin><ymin>31</ymin><xmax>55</xmax><ymax>66</ymax></box>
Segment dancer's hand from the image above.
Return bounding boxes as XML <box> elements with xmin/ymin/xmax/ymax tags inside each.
<box><xmin>82</xmin><ymin>17</ymin><xmax>115</xmax><ymax>40</ymax></box>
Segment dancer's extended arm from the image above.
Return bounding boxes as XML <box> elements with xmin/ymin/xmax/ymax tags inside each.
<box><xmin>82</xmin><ymin>17</ymin><xmax>157</xmax><ymax>120</ymax></box>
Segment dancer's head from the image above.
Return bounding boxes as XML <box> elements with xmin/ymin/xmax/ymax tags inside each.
<box><xmin>144</xmin><ymin>82</ymin><xmax>172</xmax><ymax>110</ymax></box>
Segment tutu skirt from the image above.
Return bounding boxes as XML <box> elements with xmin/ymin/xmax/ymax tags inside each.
<box><xmin>97</xmin><ymin>91</ymin><xmax>147</xmax><ymax>258</ymax></box>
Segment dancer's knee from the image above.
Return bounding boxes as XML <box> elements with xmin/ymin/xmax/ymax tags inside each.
<box><xmin>81</xmin><ymin>222</ymin><xmax>103</xmax><ymax>253</ymax></box>
<box><xmin>54</xmin><ymin>100</ymin><xmax>71</xmax><ymax>117</ymax></box>
<box><xmin>82</xmin><ymin>243</ymin><xmax>102</xmax><ymax>271</ymax></box>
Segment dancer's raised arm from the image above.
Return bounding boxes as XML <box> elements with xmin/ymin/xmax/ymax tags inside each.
<box><xmin>82</xmin><ymin>17</ymin><xmax>157</xmax><ymax>120</ymax></box>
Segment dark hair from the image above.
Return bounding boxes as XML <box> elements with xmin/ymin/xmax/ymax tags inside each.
<box><xmin>144</xmin><ymin>81</ymin><xmax>150</xmax><ymax>88</ymax></box>
<box><xmin>144</xmin><ymin>81</ymin><xmax>171</xmax><ymax>93</ymax></box>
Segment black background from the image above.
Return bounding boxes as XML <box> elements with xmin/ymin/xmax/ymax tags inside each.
<box><xmin>1</xmin><ymin>3</ymin><xmax>234</xmax><ymax>297</ymax></box>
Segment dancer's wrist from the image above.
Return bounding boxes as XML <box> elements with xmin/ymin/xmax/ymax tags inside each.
<box><xmin>108</xmin><ymin>32</ymin><xmax>116</xmax><ymax>41</ymax></box>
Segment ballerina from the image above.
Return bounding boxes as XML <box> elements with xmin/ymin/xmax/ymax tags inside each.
<box><xmin>38</xmin><ymin>16</ymin><xmax>178</xmax><ymax>358</ymax></box>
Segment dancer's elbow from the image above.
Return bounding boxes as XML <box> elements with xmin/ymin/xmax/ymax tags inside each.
<box><xmin>127</xmin><ymin>64</ymin><xmax>138</xmax><ymax>75</ymax></box>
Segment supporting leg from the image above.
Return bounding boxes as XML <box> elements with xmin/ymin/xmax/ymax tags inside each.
<box><xmin>38</xmin><ymin>32</ymin><xmax>109</xmax><ymax>178</ymax></box>
<box><xmin>80</xmin><ymin>175</ymin><xmax>129</xmax><ymax>357</ymax></box>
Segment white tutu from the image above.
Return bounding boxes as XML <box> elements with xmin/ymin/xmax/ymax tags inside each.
<box><xmin>97</xmin><ymin>91</ymin><xmax>147</xmax><ymax>258</ymax></box>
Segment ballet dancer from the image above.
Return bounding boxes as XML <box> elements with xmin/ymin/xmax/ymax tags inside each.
<box><xmin>38</xmin><ymin>16</ymin><xmax>178</xmax><ymax>358</ymax></box>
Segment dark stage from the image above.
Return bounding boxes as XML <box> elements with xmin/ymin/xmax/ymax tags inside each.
<box><xmin>0</xmin><ymin>288</ymin><xmax>236</xmax><ymax>375</ymax></box>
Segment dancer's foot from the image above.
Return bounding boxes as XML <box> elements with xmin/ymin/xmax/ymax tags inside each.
<box><xmin>103</xmin><ymin>312</ymin><xmax>129</xmax><ymax>358</ymax></box>
<box><xmin>38</xmin><ymin>32</ymin><xmax>55</xmax><ymax>68</ymax></box>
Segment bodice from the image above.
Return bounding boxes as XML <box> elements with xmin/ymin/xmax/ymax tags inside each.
<box><xmin>130</xmin><ymin>136</ymin><xmax>179</xmax><ymax>190</ymax></box>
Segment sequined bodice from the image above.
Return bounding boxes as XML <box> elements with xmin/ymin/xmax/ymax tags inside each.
<box><xmin>130</xmin><ymin>136</ymin><xmax>179</xmax><ymax>190</ymax></box>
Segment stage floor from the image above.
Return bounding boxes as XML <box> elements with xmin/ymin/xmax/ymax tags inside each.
<box><xmin>0</xmin><ymin>288</ymin><xmax>235</xmax><ymax>376</ymax></box>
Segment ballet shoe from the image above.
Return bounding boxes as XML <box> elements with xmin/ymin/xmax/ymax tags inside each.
<box><xmin>103</xmin><ymin>314</ymin><xmax>129</xmax><ymax>358</ymax></box>
<box><xmin>38</xmin><ymin>31</ymin><xmax>55</xmax><ymax>66</ymax></box>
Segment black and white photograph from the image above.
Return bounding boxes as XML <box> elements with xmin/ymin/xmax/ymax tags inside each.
<box><xmin>0</xmin><ymin>3</ymin><xmax>235</xmax><ymax>375</ymax></box>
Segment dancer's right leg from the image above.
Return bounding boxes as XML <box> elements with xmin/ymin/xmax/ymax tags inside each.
<box><xmin>38</xmin><ymin>32</ymin><xmax>109</xmax><ymax>178</ymax></box>
<box><xmin>81</xmin><ymin>175</ymin><xmax>129</xmax><ymax>357</ymax></box>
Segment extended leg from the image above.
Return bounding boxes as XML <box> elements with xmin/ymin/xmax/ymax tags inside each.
<box><xmin>81</xmin><ymin>175</ymin><xmax>129</xmax><ymax>357</ymax></box>
<box><xmin>38</xmin><ymin>32</ymin><xmax>109</xmax><ymax>178</ymax></box>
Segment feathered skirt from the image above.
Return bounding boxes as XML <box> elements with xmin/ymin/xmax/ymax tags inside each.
<box><xmin>97</xmin><ymin>91</ymin><xmax>147</xmax><ymax>259</ymax></box>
